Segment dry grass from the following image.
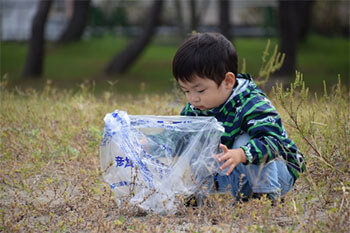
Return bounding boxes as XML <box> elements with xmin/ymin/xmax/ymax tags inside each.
<box><xmin>0</xmin><ymin>76</ymin><xmax>349</xmax><ymax>232</ymax></box>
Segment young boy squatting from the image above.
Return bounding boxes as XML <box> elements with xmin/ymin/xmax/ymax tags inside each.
<box><xmin>172</xmin><ymin>32</ymin><xmax>306</xmax><ymax>201</ymax></box>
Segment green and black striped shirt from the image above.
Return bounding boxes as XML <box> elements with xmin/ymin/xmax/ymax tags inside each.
<box><xmin>181</xmin><ymin>73</ymin><xmax>306</xmax><ymax>181</ymax></box>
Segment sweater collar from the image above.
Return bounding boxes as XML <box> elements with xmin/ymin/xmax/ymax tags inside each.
<box><xmin>189</xmin><ymin>73</ymin><xmax>253</xmax><ymax>116</ymax></box>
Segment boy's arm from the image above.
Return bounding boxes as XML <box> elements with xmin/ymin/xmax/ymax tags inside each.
<box><xmin>241</xmin><ymin>112</ymin><xmax>290</xmax><ymax>164</ymax></box>
<box><xmin>239</xmin><ymin>96</ymin><xmax>306</xmax><ymax>177</ymax></box>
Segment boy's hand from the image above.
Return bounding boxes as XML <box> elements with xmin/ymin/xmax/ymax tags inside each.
<box><xmin>214</xmin><ymin>144</ymin><xmax>247</xmax><ymax>176</ymax></box>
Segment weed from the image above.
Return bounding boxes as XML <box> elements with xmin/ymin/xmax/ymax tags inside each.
<box><xmin>0</xmin><ymin>68</ymin><xmax>349</xmax><ymax>232</ymax></box>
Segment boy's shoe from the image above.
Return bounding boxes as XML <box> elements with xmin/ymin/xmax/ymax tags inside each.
<box><xmin>184</xmin><ymin>195</ymin><xmax>198</xmax><ymax>207</ymax></box>
<box><xmin>252</xmin><ymin>192</ymin><xmax>276</xmax><ymax>200</ymax></box>
<box><xmin>252</xmin><ymin>193</ymin><xmax>284</xmax><ymax>206</ymax></box>
<box><xmin>184</xmin><ymin>194</ymin><xmax>206</xmax><ymax>208</ymax></box>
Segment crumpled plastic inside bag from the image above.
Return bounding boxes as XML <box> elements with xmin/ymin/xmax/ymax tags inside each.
<box><xmin>100</xmin><ymin>110</ymin><xmax>225</xmax><ymax>214</ymax></box>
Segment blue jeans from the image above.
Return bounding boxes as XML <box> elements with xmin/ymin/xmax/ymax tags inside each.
<box><xmin>215</xmin><ymin>159</ymin><xmax>294</xmax><ymax>201</ymax></box>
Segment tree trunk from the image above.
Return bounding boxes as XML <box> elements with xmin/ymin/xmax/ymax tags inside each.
<box><xmin>174</xmin><ymin>0</ymin><xmax>186</xmax><ymax>38</ymax></box>
<box><xmin>298</xmin><ymin>1</ymin><xmax>314</xmax><ymax>42</ymax></box>
<box><xmin>278</xmin><ymin>1</ymin><xmax>298</xmax><ymax>76</ymax></box>
<box><xmin>22</xmin><ymin>0</ymin><xmax>53</xmax><ymax>78</ymax></box>
<box><xmin>57</xmin><ymin>0</ymin><xmax>91</xmax><ymax>44</ymax></box>
<box><xmin>105</xmin><ymin>0</ymin><xmax>163</xmax><ymax>75</ymax></box>
<box><xmin>190</xmin><ymin>0</ymin><xmax>198</xmax><ymax>31</ymax></box>
<box><xmin>219</xmin><ymin>0</ymin><xmax>232</xmax><ymax>41</ymax></box>
<box><xmin>278</xmin><ymin>0</ymin><xmax>314</xmax><ymax>76</ymax></box>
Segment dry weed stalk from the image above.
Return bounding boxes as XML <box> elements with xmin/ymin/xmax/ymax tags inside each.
<box><xmin>1</xmin><ymin>52</ymin><xmax>349</xmax><ymax>232</ymax></box>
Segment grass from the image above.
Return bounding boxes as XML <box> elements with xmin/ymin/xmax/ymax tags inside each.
<box><xmin>0</xmin><ymin>73</ymin><xmax>349</xmax><ymax>232</ymax></box>
<box><xmin>1</xmin><ymin>35</ymin><xmax>349</xmax><ymax>94</ymax></box>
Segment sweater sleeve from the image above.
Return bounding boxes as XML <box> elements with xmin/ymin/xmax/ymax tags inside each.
<box><xmin>239</xmin><ymin>94</ymin><xmax>306</xmax><ymax>178</ymax></box>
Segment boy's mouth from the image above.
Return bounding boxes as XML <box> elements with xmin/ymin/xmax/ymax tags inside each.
<box><xmin>195</xmin><ymin>106</ymin><xmax>206</xmax><ymax>110</ymax></box>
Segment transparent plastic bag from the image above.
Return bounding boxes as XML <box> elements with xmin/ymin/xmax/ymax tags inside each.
<box><xmin>100</xmin><ymin>110</ymin><xmax>224</xmax><ymax>214</ymax></box>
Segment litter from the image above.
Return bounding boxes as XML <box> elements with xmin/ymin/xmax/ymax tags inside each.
<box><xmin>100</xmin><ymin>110</ymin><xmax>224</xmax><ymax>214</ymax></box>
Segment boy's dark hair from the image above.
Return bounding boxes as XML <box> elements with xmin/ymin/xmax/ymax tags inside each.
<box><xmin>172</xmin><ymin>32</ymin><xmax>238</xmax><ymax>86</ymax></box>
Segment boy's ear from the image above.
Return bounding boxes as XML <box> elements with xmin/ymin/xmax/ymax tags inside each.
<box><xmin>224</xmin><ymin>72</ymin><xmax>236</xmax><ymax>89</ymax></box>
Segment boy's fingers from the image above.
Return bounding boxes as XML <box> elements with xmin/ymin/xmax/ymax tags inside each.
<box><xmin>219</xmin><ymin>144</ymin><xmax>228</xmax><ymax>153</ymax></box>
<box><xmin>217</xmin><ymin>150</ymin><xmax>232</xmax><ymax>162</ymax></box>
<box><xmin>219</xmin><ymin>157</ymin><xmax>236</xmax><ymax>175</ymax></box>
<box><xmin>214</xmin><ymin>144</ymin><xmax>228</xmax><ymax>160</ymax></box>
<box><xmin>220</xmin><ymin>158</ymin><xmax>235</xmax><ymax>171</ymax></box>
<box><xmin>226</xmin><ymin>164</ymin><xmax>235</xmax><ymax>176</ymax></box>
<box><xmin>213</xmin><ymin>152</ymin><xmax>222</xmax><ymax>160</ymax></box>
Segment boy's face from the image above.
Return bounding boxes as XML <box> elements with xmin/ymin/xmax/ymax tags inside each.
<box><xmin>178</xmin><ymin>73</ymin><xmax>235</xmax><ymax>111</ymax></box>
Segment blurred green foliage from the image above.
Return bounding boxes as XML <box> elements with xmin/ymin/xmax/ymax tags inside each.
<box><xmin>89</xmin><ymin>6</ymin><xmax>128</xmax><ymax>36</ymax></box>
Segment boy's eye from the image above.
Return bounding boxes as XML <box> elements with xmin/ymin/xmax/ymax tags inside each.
<box><xmin>198</xmin><ymin>89</ymin><xmax>206</xmax><ymax>93</ymax></box>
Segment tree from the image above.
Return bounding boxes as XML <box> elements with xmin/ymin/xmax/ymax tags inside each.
<box><xmin>278</xmin><ymin>0</ymin><xmax>314</xmax><ymax>76</ymax></box>
<box><xmin>57</xmin><ymin>0</ymin><xmax>91</xmax><ymax>44</ymax></box>
<box><xmin>174</xmin><ymin>0</ymin><xmax>186</xmax><ymax>38</ymax></box>
<box><xmin>105</xmin><ymin>0</ymin><xmax>164</xmax><ymax>75</ymax></box>
<box><xmin>22</xmin><ymin>0</ymin><xmax>53</xmax><ymax>78</ymax></box>
<box><xmin>219</xmin><ymin>0</ymin><xmax>232</xmax><ymax>41</ymax></box>
<box><xmin>190</xmin><ymin>0</ymin><xmax>199</xmax><ymax>31</ymax></box>
<box><xmin>188</xmin><ymin>0</ymin><xmax>211</xmax><ymax>33</ymax></box>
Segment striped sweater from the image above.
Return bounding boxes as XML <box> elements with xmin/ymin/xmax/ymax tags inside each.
<box><xmin>181</xmin><ymin>73</ymin><xmax>306</xmax><ymax>181</ymax></box>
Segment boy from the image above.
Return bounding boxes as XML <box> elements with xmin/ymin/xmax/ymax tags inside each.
<box><xmin>172</xmin><ymin>32</ymin><xmax>306</xmax><ymax>202</ymax></box>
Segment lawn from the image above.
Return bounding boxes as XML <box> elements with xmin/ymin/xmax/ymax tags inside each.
<box><xmin>1</xmin><ymin>34</ymin><xmax>349</xmax><ymax>231</ymax></box>
<box><xmin>0</xmin><ymin>74</ymin><xmax>349</xmax><ymax>232</ymax></box>
<box><xmin>1</xmin><ymin>35</ymin><xmax>349</xmax><ymax>94</ymax></box>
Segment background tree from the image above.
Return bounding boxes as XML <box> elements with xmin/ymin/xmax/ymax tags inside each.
<box><xmin>189</xmin><ymin>0</ymin><xmax>199</xmax><ymax>31</ymax></box>
<box><xmin>219</xmin><ymin>0</ymin><xmax>232</xmax><ymax>41</ymax></box>
<box><xmin>278</xmin><ymin>0</ymin><xmax>314</xmax><ymax>76</ymax></box>
<box><xmin>174</xmin><ymin>0</ymin><xmax>186</xmax><ymax>38</ymax></box>
<box><xmin>105</xmin><ymin>0</ymin><xmax>164</xmax><ymax>75</ymax></box>
<box><xmin>57</xmin><ymin>0</ymin><xmax>91</xmax><ymax>44</ymax></box>
<box><xmin>188</xmin><ymin>0</ymin><xmax>211</xmax><ymax>33</ymax></box>
<box><xmin>22</xmin><ymin>0</ymin><xmax>53</xmax><ymax>78</ymax></box>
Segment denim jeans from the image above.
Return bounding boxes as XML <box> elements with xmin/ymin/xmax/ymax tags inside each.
<box><xmin>215</xmin><ymin>159</ymin><xmax>294</xmax><ymax>200</ymax></box>
<box><xmin>213</xmin><ymin>133</ymin><xmax>294</xmax><ymax>201</ymax></box>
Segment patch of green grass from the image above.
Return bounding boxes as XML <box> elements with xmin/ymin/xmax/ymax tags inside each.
<box><xmin>44</xmin><ymin>36</ymin><xmax>128</xmax><ymax>80</ymax></box>
<box><xmin>1</xmin><ymin>34</ymin><xmax>349</xmax><ymax>94</ymax></box>
<box><xmin>0</xmin><ymin>42</ymin><xmax>28</xmax><ymax>79</ymax></box>
<box><xmin>298</xmin><ymin>35</ymin><xmax>349</xmax><ymax>88</ymax></box>
<box><xmin>236</xmin><ymin>35</ymin><xmax>349</xmax><ymax>90</ymax></box>
<box><xmin>235</xmin><ymin>37</ymin><xmax>279</xmax><ymax>76</ymax></box>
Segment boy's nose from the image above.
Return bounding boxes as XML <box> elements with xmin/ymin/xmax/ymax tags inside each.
<box><xmin>188</xmin><ymin>93</ymin><xmax>200</xmax><ymax>103</ymax></box>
